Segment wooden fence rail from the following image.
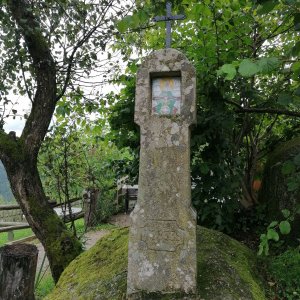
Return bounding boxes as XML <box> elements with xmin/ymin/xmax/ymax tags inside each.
<box><xmin>0</xmin><ymin>198</ymin><xmax>84</xmax><ymax>242</ymax></box>
<box><xmin>0</xmin><ymin>197</ymin><xmax>82</xmax><ymax>211</ymax></box>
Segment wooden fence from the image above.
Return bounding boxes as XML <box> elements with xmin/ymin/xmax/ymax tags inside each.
<box><xmin>0</xmin><ymin>198</ymin><xmax>83</xmax><ymax>242</ymax></box>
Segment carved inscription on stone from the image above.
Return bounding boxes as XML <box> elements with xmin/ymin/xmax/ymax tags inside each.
<box><xmin>142</xmin><ymin>220</ymin><xmax>182</xmax><ymax>252</ymax></box>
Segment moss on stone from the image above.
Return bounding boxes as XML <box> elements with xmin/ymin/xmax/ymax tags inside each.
<box><xmin>46</xmin><ymin>227</ymin><xmax>266</xmax><ymax>300</ymax></box>
<box><xmin>196</xmin><ymin>227</ymin><xmax>266</xmax><ymax>300</ymax></box>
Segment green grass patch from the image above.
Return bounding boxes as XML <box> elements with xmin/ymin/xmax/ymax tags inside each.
<box><xmin>35</xmin><ymin>271</ymin><xmax>55</xmax><ymax>300</ymax></box>
<box><xmin>90</xmin><ymin>223</ymin><xmax>117</xmax><ymax>231</ymax></box>
<box><xmin>0</xmin><ymin>227</ymin><xmax>33</xmax><ymax>246</ymax></box>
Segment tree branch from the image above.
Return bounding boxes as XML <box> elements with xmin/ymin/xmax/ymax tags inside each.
<box><xmin>236</xmin><ymin>107</ymin><xmax>300</xmax><ymax>118</ymax></box>
<box><xmin>7</xmin><ymin>0</ymin><xmax>57</xmax><ymax>157</ymax></box>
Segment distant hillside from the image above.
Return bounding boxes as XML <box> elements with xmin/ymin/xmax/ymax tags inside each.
<box><xmin>0</xmin><ymin>161</ymin><xmax>15</xmax><ymax>203</ymax></box>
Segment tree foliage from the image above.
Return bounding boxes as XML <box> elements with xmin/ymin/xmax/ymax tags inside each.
<box><xmin>107</xmin><ymin>0</ymin><xmax>300</xmax><ymax>232</ymax></box>
<box><xmin>0</xmin><ymin>0</ymin><xmax>133</xmax><ymax>282</ymax></box>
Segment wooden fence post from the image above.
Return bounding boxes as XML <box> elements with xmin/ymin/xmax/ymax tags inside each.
<box><xmin>83</xmin><ymin>188</ymin><xmax>100</xmax><ymax>228</ymax></box>
<box><xmin>0</xmin><ymin>244</ymin><xmax>38</xmax><ymax>300</ymax></box>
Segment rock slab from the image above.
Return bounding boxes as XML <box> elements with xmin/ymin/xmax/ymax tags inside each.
<box><xmin>46</xmin><ymin>227</ymin><xmax>267</xmax><ymax>300</ymax></box>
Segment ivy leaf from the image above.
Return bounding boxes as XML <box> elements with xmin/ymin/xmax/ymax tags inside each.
<box><xmin>257</xmin><ymin>57</ymin><xmax>279</xmax><ymax>73</ymax></box>
<box><xmin>217</xmin><ymin>64</ymin><xmax>236</xmax><ymax>80</ymax></box>
<box><xmin>238</xmin><ymin>59</ymin><xmax>260</xmax><ymax>77</ymax></box>
<box><xmin>279</xmin><ymin>221</ymin><xmax>291</xmax><ymax>235</ymax></box>
<box><xmin>267</xmin><ymin>228</ymin><xmax>279</xmax><ymax>241</ymax></box>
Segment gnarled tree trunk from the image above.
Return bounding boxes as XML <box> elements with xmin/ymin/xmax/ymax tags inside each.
<box><xmin>0</xmin><ymin>0</ymin><xmax>82</xmax><ymax>282</ymax></box>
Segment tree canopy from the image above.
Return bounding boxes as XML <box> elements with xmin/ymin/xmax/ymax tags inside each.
<box><xmin>0</xmin><ymin>0</ymin><xmax>133</xmax><ymax>282</ymax></box>
<box><xmin>107</xmin><ymin>0</ymin><xmax>300</xmax><ymax>232</ymax></box>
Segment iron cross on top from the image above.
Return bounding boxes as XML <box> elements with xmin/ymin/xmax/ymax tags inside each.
<box><xmin>152</xmin><ymin>2</ymin><xmax>185</xmax><ymax>48</ymax></box>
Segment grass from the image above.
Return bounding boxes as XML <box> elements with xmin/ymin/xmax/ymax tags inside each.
<box><xmin>35</xmin><ymin>272</ymin><xmax>55</xmax><ymax>300</ymax></box>
<box><xmin>1</xmin><ymin>217</ymin><xmax>118</xmax><ymax>298</ymax></box>
<box><xmin>0</xmin><ymin>227</ymin><xmax>33</xmax><ymax>246</ymax></box>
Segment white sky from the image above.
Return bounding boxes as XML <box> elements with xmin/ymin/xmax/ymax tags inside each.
<box><xmin>3</xmin><ymin>52</ymin><xmax>124</xmax><ymax>137</ymax></box>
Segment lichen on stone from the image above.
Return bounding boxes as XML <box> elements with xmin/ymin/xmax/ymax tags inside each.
<box><xmin>47</xmin><ymin>226</ymin><xmax>266</xmax><ymax>300</ymax></box>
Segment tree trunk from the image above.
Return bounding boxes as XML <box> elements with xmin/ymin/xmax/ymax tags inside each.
<box><xmin>2</xmin><ymin>158</ymin><xmax>82</xmax><ymax>283</ymax></box>
<box><xmin>0</xmin><ymin>244</ymin><xmax>38</xmax><ymax>300</ymax></box>
<box><xmin>0</xmin><ymin>0</ymin><xmax>83</xmax><ymax>282</ymax></box>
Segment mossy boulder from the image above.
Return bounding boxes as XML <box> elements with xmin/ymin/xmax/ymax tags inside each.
<box><xmin>46</xmin><ymin>227</ymin><xmax>266</xmax><ymax>300</ymax></box>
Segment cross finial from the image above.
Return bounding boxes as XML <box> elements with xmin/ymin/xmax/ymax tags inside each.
<box><xmin>152</xmin><ymin>2</ymin><xmax>185</xmax><ymax>48</ymax></box>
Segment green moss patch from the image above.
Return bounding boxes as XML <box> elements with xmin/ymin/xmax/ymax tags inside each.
<box><xmin>47</xmin><ymin>227</ymin><xmax>266</xmax><ymax>300</ymax></box>
<box><xmin>197</xmin><ymin>227</ymin><xmax>266</xmax><ymax>299</ymax></box>
<box><xmin>46</xmin><ymin>228</ymin><xmax>128</xmax><ymax>300</ymax></box>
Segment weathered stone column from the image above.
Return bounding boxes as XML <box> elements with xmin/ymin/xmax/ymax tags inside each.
<box><xmin>127</xmin><ymin>49</ymin><xmax>197</xmax><ymax>298</ymax></box>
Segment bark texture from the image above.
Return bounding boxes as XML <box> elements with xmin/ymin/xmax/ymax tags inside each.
<box><xmin>0</xmin><ymin>0</ymin><xmax>82</xmax><ymax>282</ymax></box>
<box><xmin>83</xmin><ymin>188</ymin><xmax>100</xmax><ymax>228</ymax></box>
<box><xmin>0</xmin><ymin>244</ymin><xmax>38</xmax><ymax>300</ymax></box>
<box><xmin>259</xmin><ymin>137</ymin><xmax>300</xmax><ymax>240</ymax></box>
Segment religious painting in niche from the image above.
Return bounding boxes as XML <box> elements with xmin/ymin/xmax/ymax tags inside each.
<box><xmin>152</xmin><ymin>77</ymin><xmax>181</xmax><ymax>115</ymax></box>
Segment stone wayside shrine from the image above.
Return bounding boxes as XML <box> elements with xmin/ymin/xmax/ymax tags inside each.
<box><xmin>127</xmin><ymin>4</ymin><xmax>197</xmax><ymax>298</ymax></box>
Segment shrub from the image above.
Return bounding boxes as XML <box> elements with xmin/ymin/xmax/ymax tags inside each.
<box><xmin>268</xmin><ymin>249</ymin><xmax>300</xmax><ymax>299</ymax></box>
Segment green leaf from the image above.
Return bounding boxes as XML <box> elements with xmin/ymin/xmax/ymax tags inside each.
<box><xmin>216</xmin><ymin>215</ymin><xmax>222</xmax><ymax>225</ymax></box>
<box><xmin>268</xmin><ymin>221</ymin><xmax>278</xmax><ymax>228</ymax></box>
<box><xmin>257</xmin><ymin>1</ymin><xmax>278</xmax><ymax>15</ymax></box>
<box><xmin>281</xmin><ymin>209</ymin><xmax>290</xmax><ymax>218</ymax></box>
<box><xmin>293</xmin><ymin>153</ymin><xmax>300</xmax><ymax>166</ymax></box>
<box><xmin>267</xmin><ymin>228</ymin><xmax>279</xmax><ymax>241</ymax></box>
<box><xmin>238</xmin><ymin>59</ymin><xmax>260</xmax><ymax>77</ymax></box>
<box><xmin>278</xmin><ymin>93</ymin><xmax>292</xmax><ymax>106</ymax></box>
<box><xmin>292</xmin><ymin>41</ymin><xmax>300</xmax><ymax>57</ymax></box>
<box><xmin>116</xmin><ymin>15</ymin><xmax>133</xmax><ymax>33</ymax></box>
<box><xmin>295</xmin><ymin>87</ymin><xmax>300</xmax><ymax>97</ymax></box>
<box><xmin>287</xmin><ymin>180</ymin><xmax>299</xmax><ymax>192</ymax></box>
<box><xmin>90</xmin><ymin>52</ymin><xmax>97</xmax><ymax>60</ymax></box>
<box><xmin>200</xmin><ymin>163</ymin><xmax>210</xmax><ymax>175</ymax></box>
<box><xmin>292</xmin><ymin>62</ymin><xmax>300</xmax><ymax>72</ymax></box>
<box><xmin>294</xmin><ymin>13</ymin><xmax>300</xmax><ymax>31</ymax></box>
<box><xmin>279</xmin><ymin>221</ymin><xmax>291</xmax><ymax>235</ymax></box>
<box><xmin>282</xmin><ymin>160</ymin><xmax>296</xmax><ymax>175</ymax></box>
<box><xmin>217</xmin><ymin>64</ymin><xmax>236</xmax><ymax>80</ymax></box>
<box><xmin>257</xmin><ymin>57</ymin><xmax>280</xmax><ymax>73</ymax></box>
<box><xmin>258</xmin><ymin>244</ymin><xmax>264</xmax><ymax>255</ymax></box>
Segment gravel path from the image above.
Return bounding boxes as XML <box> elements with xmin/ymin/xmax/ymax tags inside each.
<box><xmin>35</xmin><ymin>213</ymin><xmax>130</xmax><ymax>275</ymax></box>
<box><xmin>35</xmin><ymin>229</ymin><xmax>110</xmax><ymax>276</ymax></box>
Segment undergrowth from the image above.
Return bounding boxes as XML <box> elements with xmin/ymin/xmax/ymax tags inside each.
<box><xmin>267</xmin><ymin>248</ymin><xmax>300</xmax><ymax>299</ymax></box>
